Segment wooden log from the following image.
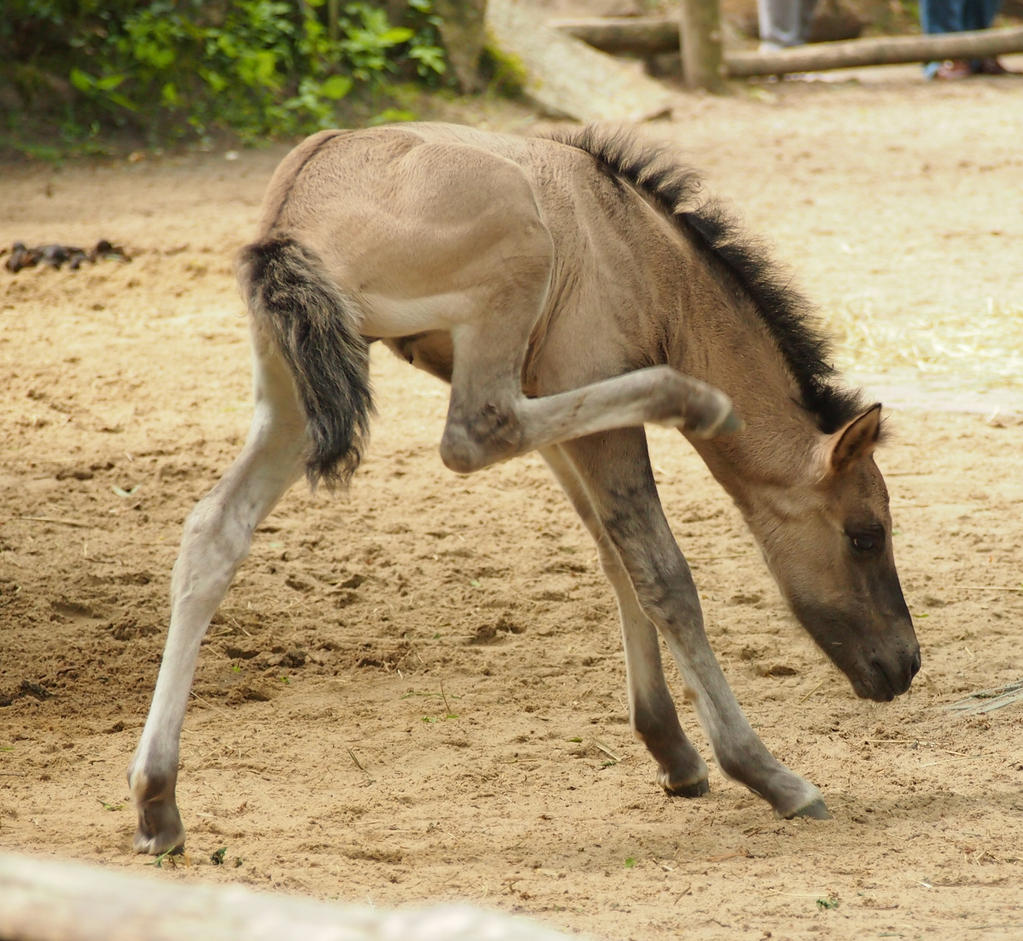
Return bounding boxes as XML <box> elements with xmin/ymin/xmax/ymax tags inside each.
<box><xmin>727</xmin><ymin>25</ymin><xmax>1023</xmax><ymax>76</ymax></box>
<box><xmin>0</xmin><ymin>852</ymin><xmax>572</xmax><ymax>941</ymax></box>
<box><xmin>550</xmin><ymin>11</ymin><xmax>863</xmax><ymax>53</ymax></box>
<box><xmin>678</xmin><ymin>0</ymin><xmax>726</xmax><ymax>92</ymax></box>
<box><xmin>485</xmin><ymin>0</ymin><xmax>673</xmax><ymax>122</ymax></box>
<box><xmin>549</xmin><ymin>16</ymin><xmax>680</xmax><ymax>56</ymax></box>
<box><xmin>434</xmin><ymin>0</ymin><xmax>487</xmax><ymax>93</ymax></box>
<box><xmin>553</xmin><ymin>18</ymin><xmax>1023</xmax><ymax>76</ymax></box>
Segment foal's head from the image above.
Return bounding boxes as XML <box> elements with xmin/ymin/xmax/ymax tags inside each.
<box><xmin>552</xmin><ymin>126</ymin><xmax>921</xmax><ymax>702</ymax></box>
<box><xmin>746</xmin><ymin>404</ymin><xmax>920</xmax><ymax>702</ymax></box>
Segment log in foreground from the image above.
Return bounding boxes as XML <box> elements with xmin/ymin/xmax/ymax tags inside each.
<box><xmin>553</xmin><ymin>18</ymin><xmax>1023</xmax><ymax>76</ymax></box>
<box><xmin>0</xmin><ymin>852</ymin><xmax>574</xmax><ymax>941</ymax></box>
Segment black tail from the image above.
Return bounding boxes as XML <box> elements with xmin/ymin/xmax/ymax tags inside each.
<box><xmin>239</xmin><ymin>237</ymin><xmax>373</xmax><ymax>489</ymax></box>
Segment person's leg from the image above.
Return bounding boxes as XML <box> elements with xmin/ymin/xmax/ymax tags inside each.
<box><xmin>758</xmin><ymin>0</ymin><xmax>816</xmax><ymax>48</ymax></box>
<box><xmin>963</xmin><ymin>0</ymin><xmax>1000</xmax><ymax>30</ymax></box>
<box><xmin>920</xmin><ymin>0</ymin><xmax>963</xmax><ymax>32</ymax></box>
<box><xmin>921</xmin><ymin>0</ymin><xmax>967</xmax><ymax>78</ymax></box>
<box><xmin>798</xmin><ymin>0</ymin><xmax>820</xmax><ymax>42</ymax></box>
<box><xmin>967</xmin><ymin>0</ymin><xmax>1008</xmax><ymax>72</ymax></box>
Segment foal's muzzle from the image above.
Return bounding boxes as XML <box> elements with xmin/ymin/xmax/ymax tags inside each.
<box><xmin>853</xmin><ymin>643</ymin><xmax>921</xmax><ymax>702</ymax></box>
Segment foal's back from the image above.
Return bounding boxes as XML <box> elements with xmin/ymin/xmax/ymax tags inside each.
<box><xmin>256</xmin><ymin>123</ymin><xmax>696</xmax><ymax>396</ymax></box>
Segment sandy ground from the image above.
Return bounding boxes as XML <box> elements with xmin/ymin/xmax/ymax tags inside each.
<box><xmin>2</xmin><ymin>63</ymin><xmax>1022</xmax><ymax>940</ymax></box>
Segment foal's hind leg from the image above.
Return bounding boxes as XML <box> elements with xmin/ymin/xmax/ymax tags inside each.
<box><xmin>559</xmin><ymin>430</ymin><xmax>829</xmax><ymax>820</ymax></box>
<box><xmin>542</xmin><ymin>445</ymin><xmax>709</xmax><ymax>796</ymax></box>
<box><xmin>128</xmin><ymin>345</ymin><xmax>306</xmax><ymax>854</ymax></box>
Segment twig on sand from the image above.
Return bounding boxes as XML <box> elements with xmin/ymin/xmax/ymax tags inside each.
<box><xmin>862</xmin><ymin>738</ymin><xmax>971</xmax><ymax>757</ymax></box>
<box><xmin>798</xmin><ymin>680</ymin><xmax>825</xmax><ymax>704</ymax></box>
<box><xmin>956</xmin><ymin>585</ymin><xmax>1023</xmax><ymax>592</ymax></box>
<box><xmin>947</xmin><ymin>679</ymin><xmax>1023</xmax><ymax>715</ymax></box>
<box><xmin>188</xmin><ymin>692</ymin><xmax>226</xmax><ymax>714</ymax></box>
<box><xmin>347</xmin><ymin>747</ymin><xmax>370</xmax><ymax>776</ymax></box>
<box><xmin>594</xmin><ymin>740</ymin><xmax>622</xmax><ymax>763</ymax></box>
<box><xmin>16</xmin><ymin>515</ymin><xmax>91</xmax><ymax>529</ymax></box>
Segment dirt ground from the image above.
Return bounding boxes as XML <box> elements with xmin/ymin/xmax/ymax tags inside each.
<box><xmin>2</xmin><ymin>61</ymin><xmax>1022</xmax><ymax>941</ymax></box>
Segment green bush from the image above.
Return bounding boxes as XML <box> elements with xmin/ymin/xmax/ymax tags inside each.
<box><xmin>1</xmin><ymin>0</ymin><xmax>449</xmax><ymax>148</ymax></box>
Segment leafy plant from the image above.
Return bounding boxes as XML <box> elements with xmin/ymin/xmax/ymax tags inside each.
<box><xmin>149</xmin><ymin>848</ymin><xmax>177</xmax><ymax>868</ymax></box>
<box><xmin>3</xmin><ymin>0</ymin><xmax>450</xmax><ymax>149</ymax></box>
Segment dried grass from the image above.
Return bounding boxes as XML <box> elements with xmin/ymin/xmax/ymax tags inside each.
<box><xmin>822</xmin><ymin>299</ymin><xmax>1023</xmax><ymax>391</ymax></box>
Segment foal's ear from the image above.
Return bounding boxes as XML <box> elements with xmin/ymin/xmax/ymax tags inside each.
<box><xmin>826</xmin><ymin>403</ymin><xmax>883</xmax><ymax>475</ymax></box>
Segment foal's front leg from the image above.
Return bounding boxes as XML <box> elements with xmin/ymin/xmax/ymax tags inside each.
<box><xmin>441</xmin><ymin>341</ymin><xmax>741</xmax><ymax>475</ymax></box>
<box><xmin>560</xmin><ymin>430</ymin><xmax>830</xmax><ymax>819</ymax></box>
<box><xmin>423</xmin><ymin>169</ymin><xmax>738</xmax><ymax>476</ymax></box>
<box><xmin>128</xmin><ymin>351</ymin><xmax>306</xmax><ymax>854</ymax></box>
<box><xmin>542</xmin><ymin>445</ymin><xmax>709</xmax><ymax>796</ymax></box>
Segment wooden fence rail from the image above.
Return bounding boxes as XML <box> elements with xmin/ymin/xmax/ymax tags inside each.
<box><xmin>552</xmin><ymin>18</ymin><xmax>1023</xmax><ymax>79</ymax></box>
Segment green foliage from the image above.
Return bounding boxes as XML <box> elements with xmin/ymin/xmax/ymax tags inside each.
<box><xmin>2</xmin><ymin>0</ymin><xmax>450</xmax><ymax>148</ymax></box>
<box><xmin>478</xmin><ymin>44</ymin><xmax>527</xmax><ymax>98</ymax></box>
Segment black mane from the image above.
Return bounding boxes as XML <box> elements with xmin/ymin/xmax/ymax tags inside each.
<box><xmin>547</xmin><ymin>125</ymin><xmax>864</xmax><ymax>434</ymax></box>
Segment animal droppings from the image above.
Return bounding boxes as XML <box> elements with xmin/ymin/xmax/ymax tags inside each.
<box><xmin>3</xmin><ymin>240</ymin><xmax>130</xmax><ymax>272</ymax></box>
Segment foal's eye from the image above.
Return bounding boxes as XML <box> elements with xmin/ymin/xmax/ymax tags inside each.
<box><xmin>847</xmin><ymin>529</ymin><xmax>884</xmax><ymax>554</ymax></box>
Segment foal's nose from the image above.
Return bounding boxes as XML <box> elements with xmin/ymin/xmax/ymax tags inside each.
<box><xmin>869</xmin><ymin>642</ymin><xmax>921</xmax><ymax>700</ymax></box>
<box><xmin>895</xmin><ymin>644</ymin><xmax>922</xmax><ymax>694</ymax></box>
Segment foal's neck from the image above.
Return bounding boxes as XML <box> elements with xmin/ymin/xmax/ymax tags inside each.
<box><xmin>672</xmin><ymin>263</ymin><xmax>822</xmax><ymax>501</ymax></box>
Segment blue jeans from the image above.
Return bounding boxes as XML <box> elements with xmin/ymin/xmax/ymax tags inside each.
<box><xmin>920</xmin><ymin>0</ymin><xmax>1000</xmax><ymax>33</ymax></box>
<box><xmin>920</xmin><ymin>0</ymin><xmax>1002</xmax><ymax>76</ymax></box>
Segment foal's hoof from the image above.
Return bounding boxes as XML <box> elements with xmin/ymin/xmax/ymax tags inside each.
<box><xmin>784</xmin><ymin>796</ymin><xmax>832</xmax><ymax>820</ymax></box>
<box><xmin>132</xmin><ymin>801</ymin><xmax>186</xmax><ymax>855</ymax></box>
<box><xmin>689</xmin><ymin>398</ymin><xmax>744</xmax><ymax>439</ymax></box>
<box><xmin>660</xmin><ymin>772</ymin><xmax>710</xmax><ymax>799</ymax></box>
<box><xmin>715</xmin><ymin>410</ymin><xmax>745</xmax><ymax>435</ymax></box>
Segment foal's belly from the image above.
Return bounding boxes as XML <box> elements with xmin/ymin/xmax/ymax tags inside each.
<box><xmin>358</xmin><ymin>291</ymin><xmax>469</xmax><ymax>339</ymax></box>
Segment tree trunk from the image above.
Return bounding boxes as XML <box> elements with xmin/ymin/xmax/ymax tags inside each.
<box><xmin>433</xmin><ymin>0</ymin><xmax>487</xmax><ymax>93</ymax></box>
<box><xmin>678</xmin><ymin>0</ymin><xmax>726</xmax><ymax>92</ymax></box>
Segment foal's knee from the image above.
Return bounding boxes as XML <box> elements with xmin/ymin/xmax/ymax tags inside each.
<box><xmin>440</xmin><ymin>402</ymin><xmax>523</xmax><ymax>474</ymax></box>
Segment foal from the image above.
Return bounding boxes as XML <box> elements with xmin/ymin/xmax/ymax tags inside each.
<box><xmin>129</xmin><ymin>123</ymin><xmax>920</xmax><ymax>854</ymax></box>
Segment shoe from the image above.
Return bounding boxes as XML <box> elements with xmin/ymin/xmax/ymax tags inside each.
<box><xmin>974</xmin><ymin>57</ymin><xmax>1012</xmax><ymax>75</ymax></box>
<box><xmin>933</xmin><ymin>59</ymin><xmax>972</xmax><ymax>80</ymax></box>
